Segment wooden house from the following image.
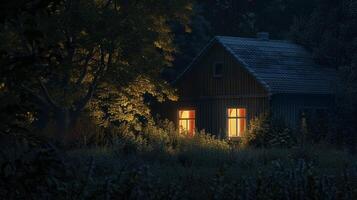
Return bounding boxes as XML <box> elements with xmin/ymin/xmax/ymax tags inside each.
<box><xmin>162</xmin><ymin>33</ymin><xmax>336</xmax><ymax>139</ymax></box>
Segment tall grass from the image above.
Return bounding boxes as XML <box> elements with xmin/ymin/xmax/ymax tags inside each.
<box><xmin>1</xmin><ymin>120</ymin><xmax>356</xmax><ymax>199</ymax></box>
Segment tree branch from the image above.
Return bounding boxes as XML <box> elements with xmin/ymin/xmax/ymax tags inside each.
<box><xmin>21</xmin><ymin>85</ymin><xmax>49</xmax><ymax>107</ymax></box>
<box><xmin>104</xmin><ymin>0</ymin><xmax>113</xmax><ymax>8</ymax></box>
<box><xmin>74</xmin><ymin>46</ymin><xmax>112</xmax><ymax>112</ymax></box>
<box><xmin>38</xmin><ymin>78</ymin><xmax>60</xmax><ymax>110</ymax></box>
<box><xmin>74</xmin><ymin>63</ymin><xmax>106</xmax><ymax>112</ymax></box>
<box><xmin>75</xmin><ymin>49</ymin><xmax>94</xmax><ymax>87</ymax></box>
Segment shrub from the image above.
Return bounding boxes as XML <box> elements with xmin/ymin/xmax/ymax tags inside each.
<box><xmin>104</xmin><ymin>118</ymin><xmax>233</xmax><ymax>160</ymax></box>
<box><xmin>269</xmin><ymin>117</ymin><xmax>294</xmax><ymax>148</ymax></box>
<box><xmin>141</xmin><ymin>122</ymin><xmax>171</xmax><ymax>152</ymax></box>
<box><xmin>241</xmin><ymin>114</ymin><xmax>270</xmax><ymax>147</ymax></box>
<box><xmin>242</xmin><ymin>114</ymin><xmax>294</xmax><ymax>148</ymax></box>
<box><xmin>176</xmin><ymin>130</ymin><xmax>231</xmax><ymax>166</ymax></box>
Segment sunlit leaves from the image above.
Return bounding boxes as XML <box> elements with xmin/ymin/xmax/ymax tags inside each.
<box><xmin>0</xmin><ymin>0</ymin><xmax>192</xmax><ymax>135</ymax></box>
<box><xmin>89</xmin><ymin>76</ymin><xmax>177</xmax><ymax>131</ymax></box>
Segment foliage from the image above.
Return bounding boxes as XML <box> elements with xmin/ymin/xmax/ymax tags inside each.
<box><xmin>1</xmin><ymin>130</ymin><xmax>357</xmax><ymax>199</ymax></box>
<box><xmin>290</xmin><ymin>0</ymin><xmax>357</xmax><ymax>150</ymax></box>
<box><xmin>170</xmin><ymin>3</ymin><xmax>212</xmax><ymax>77</ymax></box>
<box><xmin>242</xmin><ymin>114</ymin><xmax>294</xmax><ymax>148</ymax></box>
<box><xmin>190</xmin><ymin>0</ymin><xmax>317</xmax><ymax>37</ymax></box>
<box><xmin>0</xmin><ymin>0</ymin><xmax>356</xmax><ymax>198</ymax></box>
<box><xmin>114</xmin><ymin>119</ymin><xmax>231</xmax><ymax>162</ymax></box>
<box><xmin>172</xmin><ymin>0</ymin><xmax>321</xmax><ymax>75</ymax></box>
<box><xmin>0</xmin><ymin>0</ymin><xmax>192</xmax><ymax>141</ymax></box>
<box><xmin>0</xmin><ymin>133</ymin><xmax>69</xmax><ymax>199</ymax></box>
<box><xmin>90</xmin><ymin>76</ymin><xmax>177</xmax><ymax>131</ymax></box>
<box><xmin>0</xmin><ymin>85</ymin><xmax>33</xmax><ymax>135</ymax></box>
<box><xmin>242</xmin><ymin>114</ymin><xmax>270</xmax><ymax>148</ymax></box>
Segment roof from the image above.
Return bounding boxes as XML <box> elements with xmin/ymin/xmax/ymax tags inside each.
<box><xmin>175</xmin><ymin>36</ymin><xmax>336</xmax><ymax>95</ymax></box>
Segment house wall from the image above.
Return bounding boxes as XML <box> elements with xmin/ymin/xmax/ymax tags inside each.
<box><xmin>157</xmin><ymin>42</ymin><xmax>335</xmax><ymax>138</ymax></box>
<box><xmin>177</xmin><ymin>43</ymin><xmax>268</xmax><ymax>98</ymax></box>
<box><xmin>270</xmin><ymin>94</ymin><xmax>335</xmax><ymax>131</ymax></box>
<box><xmin>164</xmin><ymin>42</ymin><xmax>270</xmax><ymax>137</ymax></box>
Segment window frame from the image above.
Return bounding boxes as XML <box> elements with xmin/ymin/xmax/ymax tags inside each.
<box><xmin>226</xmin><ymin>107</ymin><xmax>247</xmax><ymax>138</ymax></box>
<box><xmin>178</xmin><ymin>108</ymin><xmax>196</xmax><ymax>136</ymax></box>
<box><xmin>213</xmin><ymin>62</ymin><xmax>223</xmax><ymax>78</ymax></box>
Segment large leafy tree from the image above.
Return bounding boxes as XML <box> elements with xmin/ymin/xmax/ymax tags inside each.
<box><xmin>0</xmin><ymin>0</ymin><xmax>192</xmax><ymax>140</ymax></box>
<box><xmin>0</xmin><ymin>0</ymin><xmax>64</xmax><ymax>136</ymax></box>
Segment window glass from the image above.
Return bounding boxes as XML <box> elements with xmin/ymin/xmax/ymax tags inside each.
<box><xmin>179</xmin><ymin>110</ymin><xmax>196</xmax><ymax>136</ymax></box>
<box><xmin>228</xmin><ymin>118</ymin><xmax>237</xmax><ymax>137</ymax></box>
<box><xmin>213</xmin><ymin>63</ymin><xmax>223</xmax><ymax>77</ymax></box>
<box><xmin>227</xmin><ymin>108</ymin><xmax>247</xmax><ymax>137</ymax></box>
<box><xmin>238</xmin><ymin>109</ymin><xmax>246</xmax><ymax>118</ymax></box>
<box><xmin>228</xmin><ymin>108</ymin><xmax>237</xmax><ymax>117</ymax></box>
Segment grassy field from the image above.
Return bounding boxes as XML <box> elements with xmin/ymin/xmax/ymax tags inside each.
<box><xmin>2</xmin><ymin>127</ymin><xmax>357</xmax><ymax>199</ymax></box>
<box><xmin>65</xmin><ymin>143</ymin><xmax>357</xmax><ymax>199</ymax></box>
<box><xmin>73</xmin><ymin>144</ymin><xmax>357</xmax><ymax>174</ymax></box>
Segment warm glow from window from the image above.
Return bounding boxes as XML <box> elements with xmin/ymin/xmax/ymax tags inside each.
<box><xmin>228</xmin><ymin>108</ymin><xmax>246</xmax><ymax>137</ymax></box>
<box><xmin>179</xmin><ymin>110</ymin><xmax>195</xmax><ymax>136</ymax></box>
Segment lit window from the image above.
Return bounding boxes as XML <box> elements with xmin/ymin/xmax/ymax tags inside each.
<box><xmin>213</xmin><ymin>63</ymin><xmax>223</xmax><ymax>78</ymax></box>
<box><xmin>179</xmin><ymin>110</ymin><xmax>196</xmax><ymax>136</ymax></box>
<box><xmin>227</xmin><ymin>108</ymin><xmax>247</xmax><ymax>137</ymax></box>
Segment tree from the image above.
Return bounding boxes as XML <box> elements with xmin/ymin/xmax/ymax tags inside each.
<box><xmin>290</xmin><ymin>0</ymin><xmax>357</xmax><ymax>149</ymax></box>
<box><xmin>169</xmin><ymin>3</ymin><xmax>212</xmax><ymax>79</ymax></box>
<box><xmin>0</xmin><ymin>0</ymin><xmax>193</xmax><ymax>141</ymax></box>
<box><xmin>192</xmin><ymin>0</ymin><xmax>317</xmax><ymax>39</ymax></box>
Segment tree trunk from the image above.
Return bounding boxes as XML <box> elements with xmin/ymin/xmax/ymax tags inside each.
<box><xmin>54</xmin><ymin>108</ymin><xmax>70</xmax><ymax>141</ymax></box>
<box><xmin>52</xmin><ymin>108</ymin><xmax>81</xmax><ymax>144</ymax></box>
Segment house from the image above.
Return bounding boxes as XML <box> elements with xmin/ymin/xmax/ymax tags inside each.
<box><xmin>162</xmin><ymin>33</ymin><xmax>336</xmax><ymax>139</ymax></box>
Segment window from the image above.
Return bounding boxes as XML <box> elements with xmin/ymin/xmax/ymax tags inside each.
<box><xmin>213</xmin><ymin>63</ymin><xmax>223</xmax><ymax>78</ymax></box>
<box><xmin>179</xmin><ymin>110</ymin><xmax>196</xmax><ymax>136</ymax></box>
<box><xmin>227</xmin><ymin>108</ymin><xmax>247</xmax><ymax>137</ymax></box>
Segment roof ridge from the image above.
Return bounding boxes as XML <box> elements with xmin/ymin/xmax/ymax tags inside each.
<box><xmin>215</xmin><ymin>35</ymin><xmax>292</xmax><ymax>44</ymax></box>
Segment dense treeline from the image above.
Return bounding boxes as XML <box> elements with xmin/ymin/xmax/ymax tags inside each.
<box><xmin>291</xmin><ymin>0</ymin><xmax>357</xmax><ymax>149</ymax></box>
<box><xmin>173</xmin><ymin>0</ymin><xmax>318</xmax><ymax>71</ymax></box>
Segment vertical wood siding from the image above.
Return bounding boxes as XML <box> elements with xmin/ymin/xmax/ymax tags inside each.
<box><xmin>177</xmin><ymin>43</ymin><xmax>267</xmax><ymax>98</ymax></box>
<box><xmin>196</xmin><ymin>97</ymin><xmax>269</xmax><ymax>137</ymax></box>
<box><xmin>169</xmin><ymin>43</ymin><xmax>270</xmax><ymax>137</ymax></box>
<box><xmin>157</xmin><ymin>42</ymin><xmax>335</xmax><ymax>138</ymax></box>
<box><xmin>270</xmin><ymin>94</ymin><xmax>335</xmax><ymax>131</ymax></box>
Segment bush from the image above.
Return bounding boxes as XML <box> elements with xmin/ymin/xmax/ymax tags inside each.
<box><xmin>110</xmin><ymin>119</ymin><xmax>229</xmax><ymax>152</ymax></box>
<box><xmin>242</xmin><ymin>114</ymin><xmax>294</xmax><ymax>148</ymax></box>
<box><xmin>241</xmin><ymin>114</ymin><xmax>270</xmax><ymax>147</ymax></box>
<box><xmin>175</xmin><ymin>130</ymin><xmax>231</xmax><ymax>167</ymax></box>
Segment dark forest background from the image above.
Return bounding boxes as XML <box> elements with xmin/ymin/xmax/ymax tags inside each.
<box><xmin>2</xmin><ymin>0</ymin><xmax>356</xmax><ymax>147</ymax></box>
<box><xmin>0</xmin><ymin>0</ymin><xmax>356</xmax><ymax>199</ymax></box>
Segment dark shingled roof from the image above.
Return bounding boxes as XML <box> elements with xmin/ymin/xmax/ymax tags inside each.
<box><xmin>176</xmin><ymin>36</ymin><xmax>336</xmax><ymax>95</ymax></box>
<box><xmin>216</xmin><ymin>36</ymin><xmax>336</xmax><ymax>94</ymax></box>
